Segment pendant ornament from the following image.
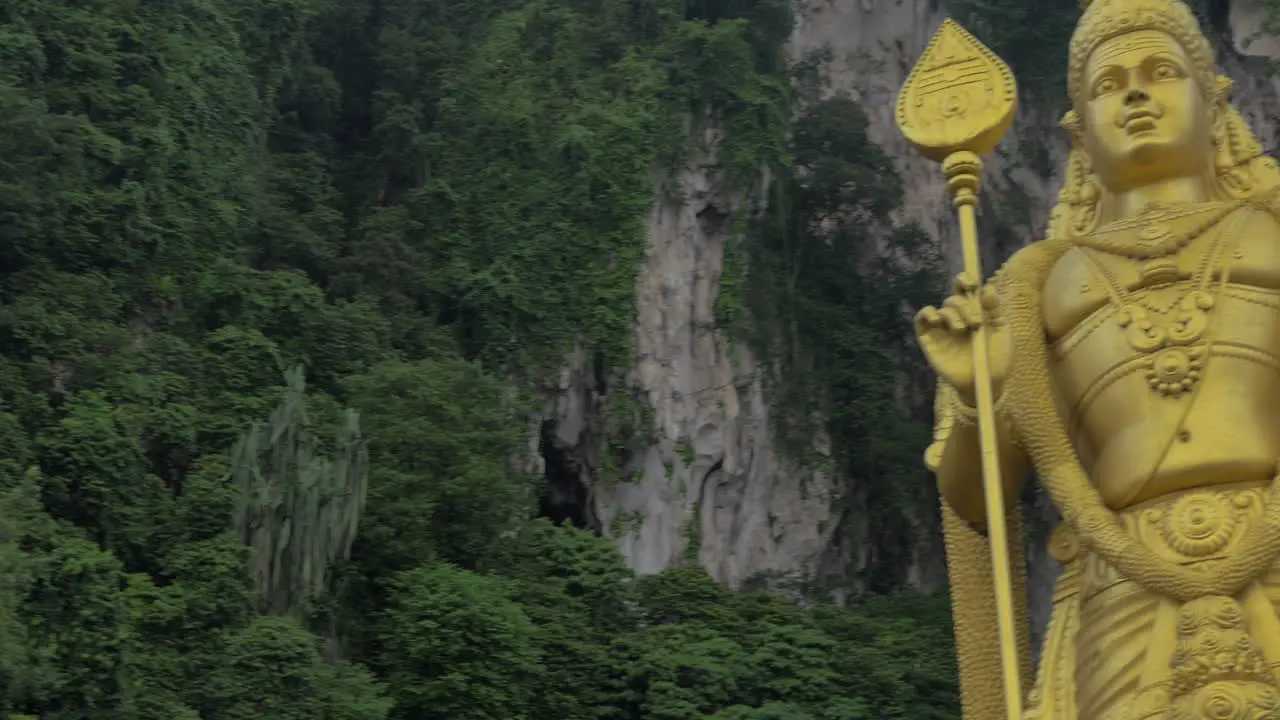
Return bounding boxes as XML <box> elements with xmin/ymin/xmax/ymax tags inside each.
<box><xmin>1074</xmin><ymin>207</ymin><xmax>1247</xmax><ymax>398</ymax></box>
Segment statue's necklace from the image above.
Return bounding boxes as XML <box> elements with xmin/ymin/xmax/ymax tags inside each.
<box><xmin>1074</xmin><ymin>208</ymin><xmax>1248</xmax><ymax>397</ymax></box>
<box><xmin>1073</xmin><ymin>201</ymin><xmax>1239</xmax><ymax>260</ymax></box>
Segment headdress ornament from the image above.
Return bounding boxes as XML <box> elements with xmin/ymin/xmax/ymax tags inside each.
<box><xmin>1068</xmin><ymin>0</ymin><xmax>1216</xmax><ymax>109</ymax></box>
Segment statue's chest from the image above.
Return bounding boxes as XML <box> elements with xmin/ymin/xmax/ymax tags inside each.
<box><xmin>1042</xmin><ymin>209</ymin><xmax>1280</xmax><ymax>342</ymax></box>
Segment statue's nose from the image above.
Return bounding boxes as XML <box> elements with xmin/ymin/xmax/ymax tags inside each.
<box><xmin>1124</xmin><ymin>87</ymin><xmax>1151</xmax><ymax>106</ymax></box>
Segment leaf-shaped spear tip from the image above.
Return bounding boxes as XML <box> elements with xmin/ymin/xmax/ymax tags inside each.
<box><xmin>895</xmin><ymin>18</ymin><xmax>1018</xmax><ymax>162</ymax></box>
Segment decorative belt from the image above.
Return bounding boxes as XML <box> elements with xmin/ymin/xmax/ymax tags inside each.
<box><xmin>1049</xmin><ymin>481</ymin><xmax>1271</xmax><ymax>602</ymax></box>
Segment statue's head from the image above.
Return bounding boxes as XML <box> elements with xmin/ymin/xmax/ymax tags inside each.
<box><xmin>1069</xmin><ymin>0</ymin><xmax>1215</xmax><ymax>191</ymax></box>
<box><xmin>1050</xmin><ymin>0</ymin><xmax>1278</xmax><ymax>236</ymax></box>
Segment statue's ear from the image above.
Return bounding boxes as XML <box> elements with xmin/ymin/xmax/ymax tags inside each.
<box><xmin>1060</xmin><ymin>109</ymin><xmax>1084</xmax><ymax>142</ymax></box>
<box><xmin>1211</xmin><ymin>75</ymin><xmax>1234</xmax><ymax>127</ymax></box>
<box><xmin>1215</xmin><ymin>74</ymin><xmax>1234</xmax><ymax>104</ymax></box>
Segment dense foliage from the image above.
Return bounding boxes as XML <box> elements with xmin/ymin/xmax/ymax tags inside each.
<box><xmin>0</xmin><ymin>0</ymin><xmax>958</xmax><ymax>718</ymax></box>
<box><xmin>723</xmin><ymin>62</ymin><xmax>944</xmax><ymax>590</ymax></box>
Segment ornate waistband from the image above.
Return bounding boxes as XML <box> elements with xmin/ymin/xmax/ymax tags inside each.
<box><xmin>1119</xmin><ymin>481</ymin><xmax>1270</xmax><ymax>565</ymax></box>
<box><xmin>1052</xmin><ymin>481</ymin><xmax>1273</xmax><ymax>602</ymax></box>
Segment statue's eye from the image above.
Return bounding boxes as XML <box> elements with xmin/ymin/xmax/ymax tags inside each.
<box><xmin>1152</xmin><ymin>63</ymin><xmax>1180</xmax><ymax>80</ymax></box>
<box><xmin>1093</xmin><ymin>77</ymin><xmax>1119</xmax><ymax>96</ymax></box>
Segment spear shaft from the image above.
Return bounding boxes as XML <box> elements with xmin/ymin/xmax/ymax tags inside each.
<box><xmin>945</xmin><ymin>152</ymin><xmax>1023</xmax><ymax>720</ymax></box>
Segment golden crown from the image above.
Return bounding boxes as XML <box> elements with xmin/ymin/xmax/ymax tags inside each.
<box><xmin>1068</xmin><ymin>0</ymin><xmax>1216</xmax><ymax>108</ymax></box>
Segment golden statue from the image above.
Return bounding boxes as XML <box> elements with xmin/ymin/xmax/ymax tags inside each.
<box><xmin>901</xmin><ymin>0</ymin><xmax>1280</xmax><ymax>718</ymax></box>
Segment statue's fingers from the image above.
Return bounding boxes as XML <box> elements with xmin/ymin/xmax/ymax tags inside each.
<box><xmin>938</xmin><ymin>306</ymin><xmax>968</xmax><ymax>333</ymax></box>
<box><xmin>953</xmin><ymin>272</ymin><xmax>979</xmax><ymax>295</ymax></box>
<box><xmin>915</xmin><ymin>306</ymin><xmax>943</xmax><ymax>334</ymax></box>
<box><xmin>980</xmin><ymin>284</ymin><xmax>999</xmax><ymax>310</ymax></box>
<box><xmin>943</xmin><ymin>295</ymin><xmax>982</xmax><ymax>328</ymax></box>
<box><xmin>980</xmin><ymin>285</ymin><xmax>1001</xmax><ymax>321</ymax></box>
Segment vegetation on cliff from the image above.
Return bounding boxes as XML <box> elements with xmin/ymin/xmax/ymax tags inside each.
<box><xmin>0</xmin><ymin>0</ymin><xmax>957</xmax><ymax>717</ymax></box>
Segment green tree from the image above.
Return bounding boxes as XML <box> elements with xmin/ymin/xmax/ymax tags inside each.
<box><xmin>712</xmin><ymin>704</ymin><xmax>817</xmax><ymax>720</ymax></box>
<box><xmin>343</xmin><ymin>358</ymin><xmax>534</xmax><ymax>573</ymax></box>
<box><xmin>624</xmin><ymin>624</ymin><xmax>749</xmax><ymax>718</ymax></box>
<box><xmin>495</xmin><ymin>520</ymin><xmax>638</xmax><ymax>719</ymax></box>
<box><xmin>0</xmin><ymin>474</ymin><xmax>43</xmax><ymax>716</ymax></box>
<box><xmin>21</xmin><ymin>531</ymin><xmax>135</xmax><ymax>719</ymax></box>
<box><xmin>634</xmin><ymin>563</ymin><xmax>740</xmax><ymax>630</ymax></box>
<box><xmin>197</xmin><ymin>615</ymin><xmax>392</xmax><ymax>720</ymax></box>
<box><xmin>378</xmin><ymin>564</ymin><xmax>544</xmax><ymax>720</ymax></box>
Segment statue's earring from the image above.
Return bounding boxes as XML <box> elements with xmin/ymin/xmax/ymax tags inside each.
<box><xmin>1209</xmin><ymin>95</ymin><xmax>1259</xmax><ymax>197</ymax></box>
<box><xmin>1059</xmin><ymin>109</ymin><xmax>1084</xmax><ymax>141</ymax></box>
<box><xmin>1214</xmin><ymin>75</ymin><xmax>1235</xmax><ymax>105</ymax></box>
<box><xmin>1212</xmin><ymin>115</ymin><xmax>1232</xmax><ymax>166</ymax></box>
<box><xmin>1211</xmin><ymin>115</ymin><xmax>1246</xmax><ymax>196</ymax></box>
<box><xmin>1059</xmin><ymin>110</ymin><xmax>1100</xmax><ymax>236</ymax></box>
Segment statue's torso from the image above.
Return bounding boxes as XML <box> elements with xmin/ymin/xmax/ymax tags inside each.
<box><xmin>1041</xmin><ymin>204</ymin><xmax>1280</xmax><ymax>509</ymax></box>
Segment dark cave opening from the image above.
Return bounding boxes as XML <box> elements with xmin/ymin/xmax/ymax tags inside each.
<box><xmin>537</xmin><ymin>420</ymin><xmax>593</xmax><ymax>529</ymax></box>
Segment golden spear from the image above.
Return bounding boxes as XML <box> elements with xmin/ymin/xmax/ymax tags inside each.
<box><xmin>895</xmin><ymin>19</ymin><xmax>1023</xmax><ymax>720</ymax></box>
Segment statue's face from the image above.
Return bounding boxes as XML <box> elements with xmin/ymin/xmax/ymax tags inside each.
<box><xmin>1081</xmin><ymin>29</ymin><xmax>1214</xmax><ymax>192</ymax></box>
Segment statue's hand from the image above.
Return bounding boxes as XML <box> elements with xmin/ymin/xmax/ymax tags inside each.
<box><xmin>915</xmin><ymin>272</ymin><xmax>1012</xmax><ymax>407</ymax></box>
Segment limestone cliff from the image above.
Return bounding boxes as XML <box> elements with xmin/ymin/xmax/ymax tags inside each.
<box><xmin>543</xmin><ymin>0</ymin><xmax>1280</xmax><ymax>618</ymax></box>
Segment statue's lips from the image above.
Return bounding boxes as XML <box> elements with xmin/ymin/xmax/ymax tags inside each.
<box><xmin>1124</xmin><ymin>110</ymin><xmax>1159</xmax><ymax>135</ymax></box>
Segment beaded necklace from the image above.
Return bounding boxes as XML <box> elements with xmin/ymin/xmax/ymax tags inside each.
<box><xmin>1072</xmin><ymin>201</ymin><xmax>1241</xmax><ymax>260</ymax></box>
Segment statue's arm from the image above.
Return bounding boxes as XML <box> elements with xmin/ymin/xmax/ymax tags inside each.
<box><xmin>926</xmin><ymin>378</ymin><xmax>1028</xmax><ymax>530</ymax></box>
<box><xmin>919</xmin><ymin>243</ymin><xmax>1055</xmax><ymax>530</ymax></box>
